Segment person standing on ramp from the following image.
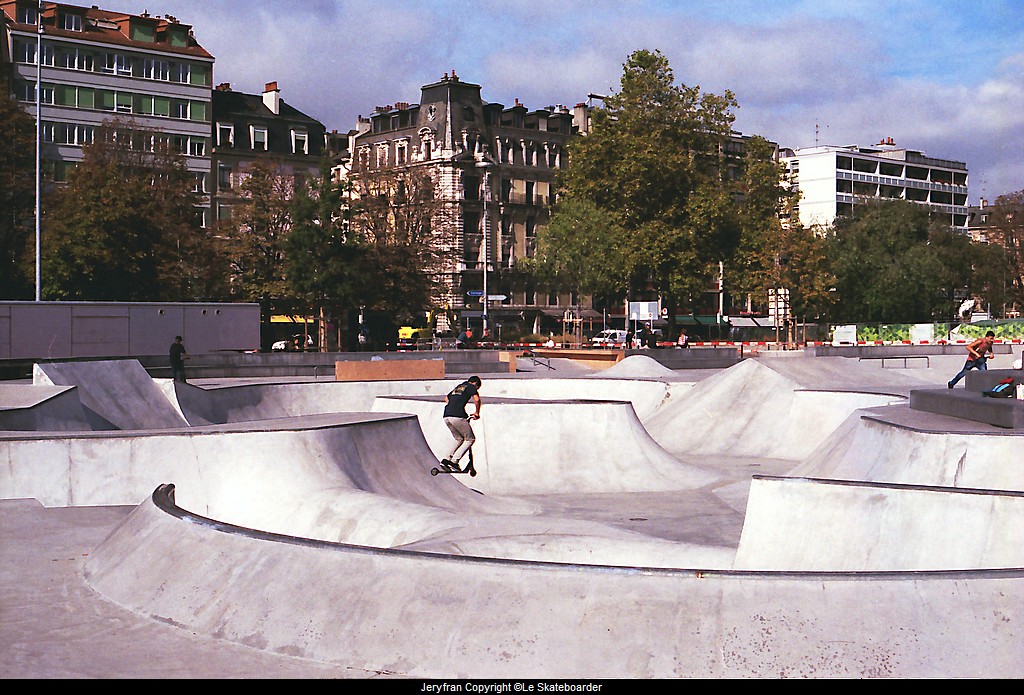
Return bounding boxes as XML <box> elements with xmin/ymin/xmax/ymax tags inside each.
<box><xmin>440</xmin><ymin>376</ymin><xmax>482</xmax><ymax>472</ymax></box>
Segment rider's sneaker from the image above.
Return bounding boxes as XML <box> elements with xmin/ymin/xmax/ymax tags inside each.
<box><xmin>440</xmin><ymin>458</ymin><xmax>458</xmax><ymax>472</ymax></box>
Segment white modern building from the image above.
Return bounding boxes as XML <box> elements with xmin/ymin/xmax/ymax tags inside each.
<box><xmin>781</xmin><ymin>139</ymin><xmax>969</xmax><ymax>231</ymax></box>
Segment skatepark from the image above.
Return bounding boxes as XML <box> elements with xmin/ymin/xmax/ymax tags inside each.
<box><xmin>2</xmin><ymin>347</ymin><xmax>1023</xmax><ymax>678</ymax></box>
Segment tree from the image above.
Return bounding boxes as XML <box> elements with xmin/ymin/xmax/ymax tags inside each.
<box><xmin>828</xmin><ymin>200</ymin><xmax>989</xmax><ymax>323</ymax></box>
<box><xmin>346</xmin><ymin>164</ymin><xmax>450</xmax><ymax>315</ymax></box>
<box><xmin>0</xmin><ymin>91</ymin><xmax>39</xmax><ymax>299</ymax></box>
<box><xmin>557</xmin><ymin>49</ymin><xmax>739</xmax><ymax>317</ymax></box>
<box><xmin>217</xmin><ymin>158</ymin><xmax>294</xmax><ymax>305</ymax></box>
<box><xmin>44</xmin><ymin>119</ymin><xmax>221</xmax><ymax>300</ymax></box>
<box><xmin>286</xmin><ymin>157</ymin><xmax>365</xmax><ymax>349</ymax></box>
<box><xmin>984</xmin><ymin>191</ymin><xmax>1024</xmax><ymax>313</ymax></box>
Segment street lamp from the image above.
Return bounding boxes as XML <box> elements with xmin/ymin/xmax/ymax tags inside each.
<box><xmin>475</xmin><ymin>158</ymin><xmax>495</xmax><ymax>335</ymax></box>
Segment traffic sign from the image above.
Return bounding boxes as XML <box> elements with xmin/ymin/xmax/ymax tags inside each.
<box><xmin>466</xmin><ymin>290</ymin><xmax>484</xmax><ymax>297</ymax></box>
<box><xmin>487</xmin><ymin>294</ymin><xmax>507</xmax><ymax>301</ymax></box>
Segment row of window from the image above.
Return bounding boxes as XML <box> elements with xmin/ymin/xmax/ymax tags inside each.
<box><xmin>41</xmin><ymin>120</ymin><xmax>208</xmax><ymax>157</ymax></box>
<box><xmin>16</xmin><ymin>80</ymin><xmax>209</xmax><ymax>121</ymax></box>
<box><xmin>216</xmin><ymin>122</ymin><xmax>309</xmax><ymax>155</ymax></box>
<box><xmin>12</xmin><ymin>39</ymin><xmax>210</xmax><ymax>86</ymax></box>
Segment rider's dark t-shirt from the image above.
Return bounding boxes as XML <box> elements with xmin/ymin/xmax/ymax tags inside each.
<box><xmin>443</xmin><ymin>381</ymin><xmax>478</xmax><ymax>419</ymax></box>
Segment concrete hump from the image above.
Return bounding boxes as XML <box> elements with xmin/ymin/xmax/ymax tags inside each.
<box><xmin>33</xmin><ymin>360</ymin><xmax>189</xmax><ymax>430</ymax></box>
<box><xmin>734</xmin><ymin>476</ymin><xmax>1024</xmax><ymax>571</ymax></box>
<box><xmin>592</xmin><ymin>354</ymin><xmax>677</xmax><ymax>379</ymax></box>
<box><xmin>645</xmin><ymin>358</ymin><xmax>902</xmax><ymax>460</ymax></box>
<box><xmin>373</xmin><ymin>395</ymin><xmax>719</xmax><ymax>495</ymax></box>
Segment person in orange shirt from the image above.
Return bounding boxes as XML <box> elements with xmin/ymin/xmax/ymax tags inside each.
<box><xmin>947</xmin><ymin>331</ymin><xmax>996</xmax><ymax>388</ymax></box>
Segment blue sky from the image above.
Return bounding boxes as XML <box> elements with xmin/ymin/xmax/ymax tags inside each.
<box><xmin>108</xmin><ymin>0</ymin><xmax>1023</xmax><ymax>201</ymax></box>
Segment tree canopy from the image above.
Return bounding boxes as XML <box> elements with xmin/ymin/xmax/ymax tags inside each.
<box><xmin>0</xmin><ymin>91</ymin><xmax>39</xmax><ymax>299</ymax></box>
<box><xmin>44</xmin><ymin>120</ymin><xmax>221</xmax><ymax>301</ymax></box>
<box><xmin>549</xmin><ymin>49</ymin><xmax>741</xmax><ymax>315</ymax></box>
<box><xmin>827</xmin><ymin>200</ymin><xmax>988</xmax><ymax>323</ymax></box>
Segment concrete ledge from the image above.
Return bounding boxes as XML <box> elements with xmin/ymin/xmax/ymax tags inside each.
<box><xmin>965</xmin><ymin>369</ymin><xmax>1024</xmax><ymax>393</ymax></box>
<box><xmin>910</xmin><ymin>388</ymin><xmax>1024</xmax><ymax>429</ymax></box>
<box><xmin>335</xmin><ymin>359</ymin><xmax>445</xmax><ymax>381</ymax></box>
<box><xmin>528</xmin><ymin>349</ymin><xmax>624</xmax><ymax>370</ymax></box>
<box><xmin>810</xmin><ymin>344</ymin><xmax>1017</xmax><ymax>358</ymax></box>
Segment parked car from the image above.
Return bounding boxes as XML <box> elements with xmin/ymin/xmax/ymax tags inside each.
<box><xmin>591</xmin><ymin>329</ymin><xmax>628</xmax><ymax>346</ymax></box>
<box><xmin>271</xmin><ymin>334</ymin><xmax>314</xmax><ymax>351</ymax></box>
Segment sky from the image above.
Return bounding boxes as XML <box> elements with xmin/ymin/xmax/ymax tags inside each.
<box><xmin>106</xmin><ymin>0</ymin><xmax>1023</xmax><ymax>202</ymax></box>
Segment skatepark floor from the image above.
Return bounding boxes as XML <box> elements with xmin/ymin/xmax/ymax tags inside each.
<box><xmin>3</xmin><ymin>349</ymin><xmax>1022</xmax><ymax>678</ymax></box>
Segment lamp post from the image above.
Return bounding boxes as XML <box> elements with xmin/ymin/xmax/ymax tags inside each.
<box><xmin>475</xmin><ymin>159</ymin><xmax>495</xmax><ymax>335</ymax></box>
<box><xmin>35</xmin><ymin>2</ymin><xmax>43</xmax><ymax>301</ymax></box>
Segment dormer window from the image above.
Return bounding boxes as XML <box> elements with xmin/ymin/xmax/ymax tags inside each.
<box><xmin>251</xmin><ymin>126</ymin><xmax>268</xmax><ymax>151</ymax></box>
<box><xmin>62</xmin><ymin>13</ymin><xmax>83</xmax><ymax>32</ymax></box>
<box><xmin>17</xmin><ymin>5</ymin><xmax>38</xmax><ymax>24</ymax></box>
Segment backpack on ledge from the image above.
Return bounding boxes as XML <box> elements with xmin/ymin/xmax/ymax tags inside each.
<box><xmin>982</xmin><ymin>377</ymin><xmax>1015</xmax><ymax>398</ymax></box>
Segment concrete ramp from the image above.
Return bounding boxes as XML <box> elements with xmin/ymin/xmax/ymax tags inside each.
<box><xmin>645</xmin><ymin>359</ymin><xmax>903</xmax><ymax>460</ymax></box>
<box><xmin>0</xmin><ymin>384</ymin><xmax>110</xmax><ymax>431</ymax></box>
<box><xmin>33</xmin><ymin>360</ymin><xmax>187</xmax><ymax>430</ymax></box>
<box><xmin>735</xmin><ymin>476</ymin><xmax>1024</xmax><ymax>571</ymax></box>
<box><xmin>791</xmin><ymin>411</ymin><xmax>1024</xmax><ymax>491</ymax></box>
<box><xmin>373</xmin><ymin>395</ymin><xmax>719</xmax><ymax>495</ymax></box>
<box><xmin>83</xmin><ymin>487</ymin><xmax>1024</xmax><ymax>677</ymax></box>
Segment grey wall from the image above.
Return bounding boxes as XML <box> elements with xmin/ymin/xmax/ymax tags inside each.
<box><xmin>0</xmin><ymin>302</ymin><xmax>260</xmax><ymax>359</ymax></box>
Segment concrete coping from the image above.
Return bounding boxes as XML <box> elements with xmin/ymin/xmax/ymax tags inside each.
<box><xmin>149</xmin><ymin>482</ymin><xmax>1024</xmax><ymax>581</ymax></box>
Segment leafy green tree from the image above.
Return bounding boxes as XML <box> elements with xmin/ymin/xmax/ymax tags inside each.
<box><xmin>557</xmin><ymin>49</ymin><xmax>739</xmax><ymax>317</ymax></box>
<box><xmin>0</xmin><ymin>91</ymin><xmax>40</xmax><ymax>299</ymax></box>
<box><xmin>44</xmin><ymin>120</ymin><xmax>220</xmax><ymax>300</ymax></box>
<box><xmin>286</xmin><ymin>158</ymin><xmax>365</xmax><ymax>349</ymax></box>
<box><xmin>828</xmin><ymin>200</ymin><xmax>989</xmax><ymax>323</ymax></box>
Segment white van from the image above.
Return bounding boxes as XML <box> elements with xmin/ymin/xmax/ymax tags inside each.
<box><xmin>591</xmin><ymin>329</ymin><xmax>628</xmax><ymax>346</ymax></box>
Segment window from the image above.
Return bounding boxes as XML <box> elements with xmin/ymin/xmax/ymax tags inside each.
<box><xmin>143</xmin><ymin>59</ymin><xmax>169</xmax><ymax>81</ymax></box>
<box><xmin>192</xmin><ymin>172</ymin><xmax>207</xmax><ymax>194</ymax></box>
<box><xmin>62</xmin><ymin>13</ymin><xmax>83</xmax><ymax>31</ymax></box>
<box><xmin>17</xmin><ymin>5</ymin><xmax>37</xmax><ymax>24</ymax></box>
<box><xmin>251</xmin><ymin>126</ymin><xmax>268</xmax><ymax>150</ymax></box>
<box><xmin>173</xmin><ymin>101</ymin><xmax>189</xmax><ymax>119</ymax></box>
<box><xmin>54</xmin><ymin>123</ymin><xmax>94</xmax><ymax>146</ymax></box>
<box><xmin>61</xmin><ymin>48</ymin><xmax>94</xmax><ymax>71</ymax></box>
<box><xmin>99</xmin><ymin>53</ymin><xmax>132</xmax><ymax>76</ymax></box>
<box><xmin>292</xmin><ymin>130</ymin><xmax>308</xmax><ymax>155</ymax></box>
<box><xmin>218</xmin><ymin>164</ymin><xmax>232</xmax><ymax>190</ymax></box>
<box><xmin>171</xmin><ymin>62</ymin><xmax>190</xmax><ymax>83</ymax></box>
<box><xmin>217</xmin><ymin>123</ymin><xmax>234</xmax><ymax>147</ymax></box>
<box><xmin>15</xmin><ymin>40</ymin><xmax>52</xmax><ymax>65</ymax></box>
<box><xmin>190</xmin><ymin>138</ymin><xmax>206</xmax><ymax>157</ymax></box>
<box><xmin>115</xmin><ymin>92</ymin><xmax>133</xmax><ymax>113</ymax></box>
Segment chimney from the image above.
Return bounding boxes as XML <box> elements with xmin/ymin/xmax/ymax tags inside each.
<box><xmin>263</xmin><ymin>81</ymin><xmax>280</xmax><ymax>115</ymax></box>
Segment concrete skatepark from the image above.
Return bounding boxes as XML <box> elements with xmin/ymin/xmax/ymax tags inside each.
<box><xmin>2</xmin><ymin>347</ymin><xmax>1023</xmax><ymax>678</ymax></box>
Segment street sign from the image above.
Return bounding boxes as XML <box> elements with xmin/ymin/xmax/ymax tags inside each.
<box><xmin>466</xmin><ymin>290</ymin><xmax>484</xmax><ymax>297</ymax></box>
<box><xmin>487</xmin><ymin>294</ymin><xmax>507</xmax><ymax>301</ymax></box>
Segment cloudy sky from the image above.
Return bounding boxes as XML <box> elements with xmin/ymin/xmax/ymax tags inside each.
<box><xmin>109</xmin><ymin>0</ymin><xmax>1023</xmax><ymax>201</ymax></box>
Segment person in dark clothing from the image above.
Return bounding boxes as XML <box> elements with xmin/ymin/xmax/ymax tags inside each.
<box><xmin>169</xmin><ymin>336</ymin><xmax>188</xmax><ymax>382</ymax></box>
<box><xmin>439</xmin><ymin>376</ymin><xmax>481</xmax><ymax>471</ymax></box>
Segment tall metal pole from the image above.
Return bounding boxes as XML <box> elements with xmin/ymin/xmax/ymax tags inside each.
<box><xmin>475</xmin><ymin>160</ymin><xmax>493</xmax><ymax>335</ymax></box>
<box><xmin>34</xmin><ymin>3</ymin><xmax>43</xmax><ymax>301</ymax></box>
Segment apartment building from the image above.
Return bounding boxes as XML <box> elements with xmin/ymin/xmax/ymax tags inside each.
<box><xmin>210</xmin><ymin>81</ymin><xmax>327</xmax><ymax>224</ymax></box>
<box><xmin>781</xmin><ymin>139</ymin><xmax>969</xmax><ymax>231</ymax></box>
<box><xmin>1</xmin><ymin>1</ymin><xmax>213</xmax><ymax>207</ymax></box>
<box><xmin>351</xmin><ymin>71</ymin><xmax>579</xmax><ymax>335</ymax></box>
